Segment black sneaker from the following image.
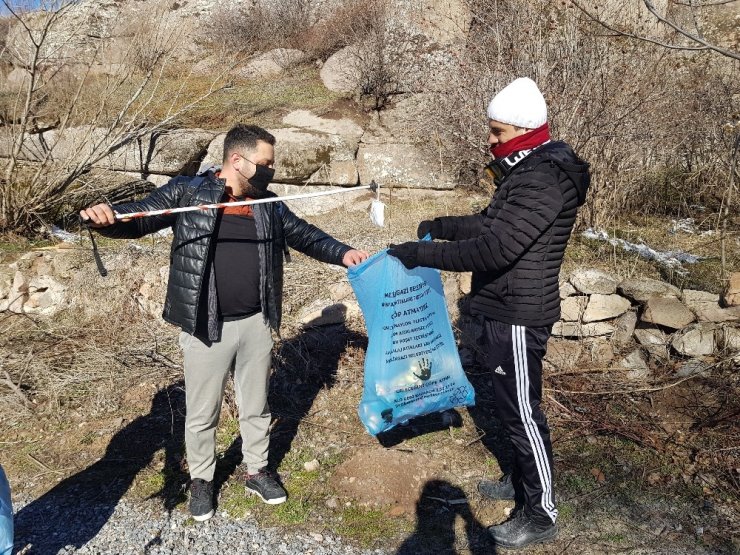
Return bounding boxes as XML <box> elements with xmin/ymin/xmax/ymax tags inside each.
<box><xmin>488</xmin><ymin>512</ymin><xmax>558</xmax><ymax>549</ymax></box>
<box><xmin>478</xmin><ymin>474</ymin><xmax>516</xmax><ymax>500</ymax></box>
<box><xmin>245</xmin><ymin>469</ymin><xmax>287</xmax><ymax>505</ymax></box>
<box><xmin>189</xmin><ymin>478</ymin><xmax>215</xmax><ymax>522</ymax></box>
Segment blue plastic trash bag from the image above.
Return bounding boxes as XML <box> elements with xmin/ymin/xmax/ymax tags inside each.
<box><xmin>348</xmin><ymin>245</ymin><xmax>475</xmax><ymax>435</ymax></box>
<box><xmin>0</xmin><ymin>464</ymin><xmax>12</xmax><ymax>555</ymax></box>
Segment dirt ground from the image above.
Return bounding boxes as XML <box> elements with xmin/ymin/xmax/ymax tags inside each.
<box><xmin>1</xmin><ymin>191</ymin><xmax>739</xmax><ymax>554</ymax></box>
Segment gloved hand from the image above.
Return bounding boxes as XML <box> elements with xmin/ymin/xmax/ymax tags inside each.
<box><xmin>387</xmin><ymin>242</ymin><xmax>420</xmax><ymax>269</ymax></box>
<box><xmin>416</xmin><ymin>219</ymin><xmax>442</xmax><ymax>240</ymax></box>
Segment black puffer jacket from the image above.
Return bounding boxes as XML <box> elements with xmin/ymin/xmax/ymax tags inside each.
<box><xmin>97</xmin><ymin>171</ymin><xmax>352</xmax><ymax>339</ymax></box>
<box><xmin>417</xmin><ymin>141</ymin><xmax>590</xmax><ymax>326</ymax></box>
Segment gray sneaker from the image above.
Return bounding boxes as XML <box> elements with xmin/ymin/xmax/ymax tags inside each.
<box><xmin>478</xmin><ymin>474</ymin><xmax>516</xmax><ymax>500</ymax></box>
<box><xmin>245</xmin><ymin>469</ymin><xmax>287</xmax><ymax>505</ymax></box>
<box><xmin>189</xmin><ymin>478</ymin><xmax>215</xmax><ymax>521</ymax></box>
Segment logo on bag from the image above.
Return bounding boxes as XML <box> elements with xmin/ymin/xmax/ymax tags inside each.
<box><xmin>413</xmin><ymin>357</ymin><xmax>432</xmax><ymax>381</ymax></box>
<box><xmin>494</xmin><ymin>366</ymin><xmax>506</xmax><ymax>376</ymax></box>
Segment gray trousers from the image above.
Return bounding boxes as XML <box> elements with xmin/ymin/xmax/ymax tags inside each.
<box><xmin>179</xmin><ymin>314</ymin><xmax>273</xmax><ymax>480</ymax></box>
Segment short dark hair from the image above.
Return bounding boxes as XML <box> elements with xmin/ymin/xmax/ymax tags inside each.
<box><xmin>222</xmin><ymin>124</ymin><xmax>276</xmax><ymax>163</ymax></box>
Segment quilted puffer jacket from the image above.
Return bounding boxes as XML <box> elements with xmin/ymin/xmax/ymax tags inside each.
<box><xmin>417</xmin><ymin>141</ymin><xmax>590</xmax><ymax>326</ymax></box>
<box><xmin>97</xmin><ymin>171</ymin><xmax>352</xmax><ymax>339</ymax></box>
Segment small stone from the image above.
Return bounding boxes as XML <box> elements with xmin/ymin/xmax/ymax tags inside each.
<box><xmin>612</xmin><ymin>311</ymin><xmax>638</xmax><ymax>346</ymax></box>
<box><xmin>328</xmin><ymin>281</ymin><xmax>353</xmax><ymax>302</ymax></box>
<box><xmin>559</xmin><ymin>281</ymin><xmax>577</xmax><ymax>299</ymax></box>
<box><xmin>309</xmin><ymin>533</ymin><xmax>324</xmax><ymax>542</ymax></box>
<box><xmin>388</xmin><ymin>505</ymin><xmax>406</xmax><ymax>517</ymax></box>
<box><xmin>634</xmin><ymin>328</ymin><xmax>669</xmax><ymax>361</ymax></box>
<box><xmin>560</xmin><ymin>296</ymin><xmax>588</xmax><ymax>321</ymax></box>
<box><xmin>719</xmin><ymin>326</ymin><xmax>740</xmax><ymax>353</ymax></box>
<box><xmin>676</xmin><ymin>359</ymin><xmax>708</xmax><ymax>378</ymax></box>
<box><xmin>304</xmin><ymin>459</ymin><xmax>320</xmax><ymax>472</ymax></box>
<box><xmin>620</xmin><ymin>349</ymin><xmax>650</xmax><ymax>380</ymax></box>
<box><xmin>552</xmin><ymin>321</ymin><xmax>615</xmax><ymax>337</ymax></box>
<box><xmin>325</xmin><ymin>497</ymin><xmax>339</xmax><ymax>509</ymax></box>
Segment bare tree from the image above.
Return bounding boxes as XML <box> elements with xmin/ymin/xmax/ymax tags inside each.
<box><xmin>0</xmin><ymin>0</ymin><xmax>229</xmax><ymax>235</ymax></box>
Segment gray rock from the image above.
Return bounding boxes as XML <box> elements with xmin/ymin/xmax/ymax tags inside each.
<box><xmin>583</xmin><ymin>293</ymin><xmax>631</xmax><ymax>322</ymax></box>
<box><xmin>620</xmin><ymin>349</ymin><xmax>650</xmax><ymax>380</ymax></box>
<box><xmin>671</xmin><ymin>324</ymin><xmax>717</xmax><ymax>357</ymax></box>
<box><xmin>0</xmin><ymin>131</ymin><xmax>49</xmax><ymax>161</ymax></box>
<box><xmin>236</xmin><ymin>48</ymin><xmax>306</xmax><ymax>79</ymax></box>
<box><xmin>585</xmin><ymin>338</ymin><xmax>614</xmax><ymax>364</ymax></box>
<box><xmin>24</xmin><ymin>274</ymin><xmax>67</xmax><ymax>315</ymax></box>
<box><xmin>552</xmin><ymin>321</ymin><xmax>615</xmax><ymax>338</ymax></box>
<box><xmin>320</xmin><ymin>45</ymin><xmax>361</xmax><ymax>93</ymax></box>
<box><xmin>719</xmin><ymin>326</ymin><xmax>740</xmax><ymax>353</ymax></box>
<box><xmin>641</xmin><ymin>297</ymin><xmax>695</xmax><ymax>329</ymax></box>
<box><xmin>682</xmin><ymin>289</ymin><xmax>719</xmax><ymax>305</ymax></box>
<box><xmin>634</xmin><ymin>327</ymin><xmax>669</xmax><ymax>361</ymax></box>
<box><xmin>618</xmin><ymin>277</ymin><xmax>680</xmax><ymax>302</ymax></box>
<box><xmin>543</xmin><ymin>339</ymin><xmax>583</xmax><ymax>371</ymax></box>
<box><xmin>680</xmin><ymin>289</ymin><xmax>738</xmax><ymax>322</ymax></box>
<box><xmin>676</xmin><ymin>359</ymin><xmax>708</xmax><ymax>378</ymax></box>
<box><xmin>282</xmin><ymin>110</ymin><xmax>364</xmax><ymax>140</ymax></box>
<box><xmin>357</xmin><ymin>142</ymin><xmax>455</xmax><ymax>190</ymax></box>
<box><xmin>559</xmin><ymin>281</ymin><xmax>577</xmax><ymax>299</ymax></box>
<box><xmin>47</xmin><ymin>126</ymin><xmax>214</xmax><ymax>175</ymax></box>
<box><xmin>4</xmin><ymin>270</ymin><xmax>29</xmax><ymax>313</ymax></box>
<box><xmin>570</xmin><ymin>269</ymin><xmax>618</xmax><ymax>295</ymax></box>
<box><xmin>612</xmin><ymin>311</ymin><xmax>638</xmax><ymax>346</ymax></box>
<box><xmin>560</xmin><ymin>296</ymin><xmax>588</xmax><ymax>322</ymax></box>
<box><xmin>722</xmin><ymin>272</ymin><xmax>740</xmax><ymax>307</ymax></box>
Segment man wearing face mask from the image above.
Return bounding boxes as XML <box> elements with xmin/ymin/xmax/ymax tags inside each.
<box><xmin>81</xmin><ymin>124</ymin><xmax>369</xmax><ymax>522</ymax></box>
<box><xmin>387</xmin><ymin>78</ymin><xmax>590</xmax><ymax>549</ymax></box>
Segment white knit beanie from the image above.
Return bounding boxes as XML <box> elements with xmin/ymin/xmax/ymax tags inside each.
<box><xmin>486</xmin><ymin>77</ymin><xmax>547</xmax><ymax>129</ymax></box>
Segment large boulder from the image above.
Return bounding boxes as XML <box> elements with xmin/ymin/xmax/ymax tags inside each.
<box><xmin>583</xmin><ymin>294</ymin><xmax>631</xmax><ymax>322</ymax></box>
<box><xmin>357</xmin><ymin>142</ymin><xmax>454</xmax><ymax>189</ymax></box>
<box><xmin>46</xmin><ymin>126</ymin><xmax>214</xmax><ymax>175</ymax></box>
<box><xmin>570</xmin><ymin>269</ymin><xmax>618</xmax><ymax>295</ymax></box>
<box><xmin>320</xmin><ymin>45</ymin><xmax>362</xmax><ymax>93</ymax></box>
<box><xmin>641</xmin><ymin>297</ymin><xmax>695</xmax><ymax>329</ymax></box>
<box><xmin>671</xmin><ymin>324</ymin><xmax>717</xmax><ymax>357</ymax></box>
<box><xmin>618</xmin><ymin>277</ymin><xmax>680</xmax><ymax>302</ymax></box>
<box><xmin>236</xmin><ymin>49</ymin><xmax>307</xmax><ymax>80</ymax></box>
<box><xmin>272</xmin><ymin>128</ymin><xmax>359</xmax><ymax>185</ymax></box>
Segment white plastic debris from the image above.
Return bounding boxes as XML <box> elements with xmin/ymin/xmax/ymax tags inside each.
<box><xmin>370</xmin><ymin>199</ymin><xmax>385</xmax><ymax>227</ymax></box>
<box><xmin>51</xmin><ymin>225</ymin><xmax>81</xmax><ymax>243</ymax></box>
<box><xmin>582</xmin><ymin>228</ymin><xmax>702</xmax><ymax>273</ymax></box>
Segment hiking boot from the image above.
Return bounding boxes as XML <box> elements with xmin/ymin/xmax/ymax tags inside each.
<box><xmin>488</xmin><ymin>512</ymin><xmax>558</xmax><ymax>549</ymax></box>
<box><xmin>189</xmin><ymin>478</ymin><xmax>215</xmax><ymax>522</ymax></box>
<box><xmin>245</xmin><ymin>469</ymin><xmax>287</xmax><ymax>505</ymax></box>
<box><xmin>478</xmin><ymin>474</ymin><xmax>516</xmax><ymax>501</ymax></box>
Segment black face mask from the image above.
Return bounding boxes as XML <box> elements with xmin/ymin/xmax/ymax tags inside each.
<box><xmin>248</xmin><ymin>164</ymin><xmax>275</xmax><ymax>192</ymax></box>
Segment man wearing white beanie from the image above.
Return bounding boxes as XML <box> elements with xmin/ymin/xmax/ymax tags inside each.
<box><xmin>389</xmin><ymin>77</ymin><xmax>590</xmax><ymax>549</ymax></box>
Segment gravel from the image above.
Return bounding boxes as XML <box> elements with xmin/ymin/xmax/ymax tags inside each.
<box><xmin>13</xmin><ymin>496</ymin><xmax>386</xmax><ymax>554</ymax></box>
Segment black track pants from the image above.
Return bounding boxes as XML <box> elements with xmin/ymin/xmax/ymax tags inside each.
<box><xmin>484</xmin><ymin>319</ymin><xmax>557</xmax><ymax>524</ymax></box>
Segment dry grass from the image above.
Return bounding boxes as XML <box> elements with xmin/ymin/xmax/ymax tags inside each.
<box><xmin>0</xmin><ymin>193</ymin><xmax>738</xmax><ymax>552</ymax></box>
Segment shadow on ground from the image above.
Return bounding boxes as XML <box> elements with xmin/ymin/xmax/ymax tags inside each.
<box><xmin>13</xmin><ymin>382</ymin><xmax>188</xmax><ymax>554</ymax></box>
<box><xmin>267</xmin><ymin>323</ymin><xmax>367</xmax><ymax>470</ymax></box>
<box><xmin>397</xmin><ymin>480</ymin><xmax>494</xmax><ymax>555</ymax></box>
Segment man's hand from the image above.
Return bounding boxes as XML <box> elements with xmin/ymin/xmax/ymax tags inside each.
<box><xmin>343</xmin><ymin>249</ymin><xmax>370</xmax><ymax>267</ymax></box>
<box><xmin>79</xmin><ymin>203</ymin><xmax>125</xmax><ymax>228</ymax></box>
<box><xmin>387</xmin><ymin>242</ymin><xmax>419</xmax><ymax>269</ymax></box>
<box><xmin>416</xmin><ymin>219</ymin><xmax>441</xmax><ymax>240</ymax></box>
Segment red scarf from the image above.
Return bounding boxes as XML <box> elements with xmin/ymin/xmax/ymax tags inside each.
<box><xmin>490</xmin><ymin>123</ymin><xmax>550</xmax><ymax>159</ymax></box>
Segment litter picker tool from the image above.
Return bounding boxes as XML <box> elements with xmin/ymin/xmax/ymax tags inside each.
<box><xmin>84</xmin><ymin>180</ymin><xmax>385</xmax><ymax>276</ymax></box>
<box><xmin>114</xmin><ymin>181</ymin><xmax>382</xmax><ymax>221</ymax></box>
